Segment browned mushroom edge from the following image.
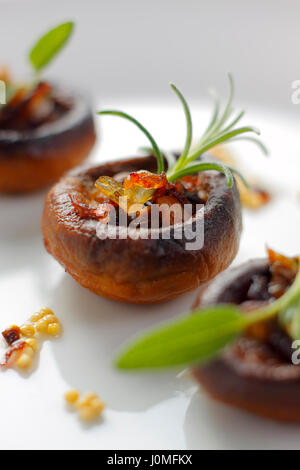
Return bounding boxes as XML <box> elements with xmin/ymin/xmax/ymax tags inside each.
<box><xmin>0</xmin><ymin>85</ymin><xmax>96</xmax><ymax>193</ymax></box>
<box><xmin>42</xmin><ymin>155</ymin><xmax>242</xmax><ymax>304</ymax></box>
<box><xmin>192</xmin><ymin>258</ymin><xmax>300</xmax><ymax>422</ymax></box>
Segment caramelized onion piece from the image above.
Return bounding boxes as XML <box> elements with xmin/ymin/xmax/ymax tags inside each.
<box><xmin>95</xmin><ymin>171</ymin><xmax>170</xmax><ymax>214</ymax></box>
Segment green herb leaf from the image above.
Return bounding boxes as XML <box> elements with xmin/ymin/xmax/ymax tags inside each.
<box><xmin>169</xmin><ymin>83</ymin><xmax>192</xmax><ymax>169</ymax></box>
<box><xmin>166</xmin><ymin>75</ymin><xmax>267</xmax><ymax>184</ymax></box>
<box><xmin>29</xmin><ymin>21</ymin><xmax>74</xmax><ymax>73</ymax></box>
<box><xmin>229</xmin><ymin>136</ymin><xmax>269</xmax><ymax>156</ymax></box>
<box><xmin>227</xmin><ymin>166</ymin><xmax>250</xmax><ymax>189</ymax></box>
<box><xmin>116</xmin><ymin>305</ymin><xmax>244</xmax><ymax>369</ymax></box>
<box><xmin>97</xmin><ymin>75</ymin><xmax>267</xmax><ymax>186</ymax></box>
<box><xmin>286</xmin><ymin>301</ymin><xmax>300</xmax><ymax>340</ymax></box>
<box><xmin>185</xmin><ymin>126</ymin><xmax>260</xmax><ymax>164</ymax></box>
<box><xmin>116</xmin><ymin>256</ymin><xmax>300</xmax><ymax>370</ymax></box>
<box><xmin>139</xmin><ymin>146</ymin><xmax>176</xmax><ymax>169</ymax></box>
<box><xmin>167</xmin><ymin>162</ymin><xmax>234</xmax><ymax>188</ymax></box>
<box><xmin>97</xmin><ymin>110</ymin><xmax>164</xmax><ymax>174</ymax></box>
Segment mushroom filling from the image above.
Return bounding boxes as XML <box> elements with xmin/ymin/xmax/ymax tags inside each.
<box><xmin>238</xmin><ymin>250</ymin><xmax>298</xmax><ymax>363</ymax></box>
<box><xmin>0</xmin><ymin>70</ymin><xmax>73</xmax><ymax>131</ymax></box>
<box><xmin>69</xmin><ymin>170</ymin><xmax>209</xmax><ymax>228</ymax></box>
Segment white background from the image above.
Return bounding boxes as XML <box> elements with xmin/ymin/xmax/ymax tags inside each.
<box><xmin>0</xmin><ymin>0</ymin><xmax>300</xmax><ymax>114</ymax></box>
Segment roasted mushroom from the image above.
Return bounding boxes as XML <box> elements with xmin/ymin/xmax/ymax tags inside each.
<box><xmin>192</xmin><ymin>251</ymin><xmax>300</xmax><ymax>422</ymax></box>
<box><xmin>43</xmin><ymin>77</ymin><xmax>265</xmax><ymax>303</ymax></box>
<box><xmin>0</xmin><ymin>22</ymin><xmax>96</xmax><ymax>193</ymax></box>
<box><xmin>117</xmin><ymin>249</ymin><xmax>300</xmax><ymax>422</ymax></box>
<box><xmin>42</xmin><ymin>154</ymin><xmax>242</xmax><ymax>303</ymax></box>
<box><xmin>0</xmin><ymin>82</ymin><xmax>96</xmax><ymax>193</ymax></box>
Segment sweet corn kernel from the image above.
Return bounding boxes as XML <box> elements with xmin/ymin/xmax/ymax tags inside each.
<box><xmin>2</xmin><ymin>307</ymin><xmax>61</xmax><ymax>373</ymax></box>
<box><xmin>65</xmin><ymin>389</ymin><xmax>80</xmax><ymax>404</ymax></box>
<box><xmin>77</xmin><ymin>397</ymin><xmax>89</xmax><ymax>409</ymax></box>
<box><xmin>25</xmin><ymin>338</ymin><xmax>38</xmax><ymax>351</ymax></box>
<box><xmin>43</xmin><ymin>314</ymin><xmax>59</xmax><ymax>325</ymax></box>
<box><xmin>36</xmin><ymin>319</ymin><xmax>48</xmax><ymax>333</ymax></box>
<box><xmin>47</xmin><ymin>323</ymin><xmax>60</xmax><ymax>336</ymax></box>
<box><xmin>82</xmin><ymin>392</ymin><xmax>98</xmax><ymax>404</ymax></box>
<box><xmin>23</xmin><ymin>346</ymin><xmax>34</xmax><ymax>358</ymax></box>
<box><xmin>30</xmin><ymin>312</ymin><xmax>43</xmax><ymax>323</ymax></box>
<box><xmin>78</xmin><ymin>406</ymin><xmax>97</xmax><ymax>421</ymax></box>
<box><xmin>39</xmin><ymin>307</ymin><xmax>54</xmax><ymax>317</ymax></box>
<box><xmin>20</xmin><ymin>324</ymin><xmax>36</xmax><ymax>338</ymax></box>
<box><xmin>90</xmin><ymin>398</ymin><xmax>105</xmax><ymax>415</ymax></box>
<box><xmin>16</xmin><ymin>353</ymin><xmax>32</xmax><ymax>369</ymax></box>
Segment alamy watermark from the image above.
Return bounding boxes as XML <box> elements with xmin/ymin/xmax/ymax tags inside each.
<box><xmin>291</xmin><ymin>340</ymin><xmax>300</xmax><ymax>364</ymax></box>
<box><xmin>95</xmin><ymin>199</ymin><xmax>205</xmax><ymax>251</ymax></box>
<box><xmin>291</xmin><ymin>80</ymin><xmax>300</xmax><ymax>104</ymax></box>
<box><xmin>0</xmin><ymin>80</ymin><xmax>6</xmax><ymax>105</ymax></box>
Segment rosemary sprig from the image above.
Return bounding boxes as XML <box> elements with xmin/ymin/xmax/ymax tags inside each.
<box><xmin>98</xmin><ymin>110</ymin><xmax>164</xmax><ymax>174</ymax></box>
<box><xmin>169</xmin><ymin>83</ymin><xmax>193</xmax><ymax>166</ymax></box>
<box><xmin>116</xmin><ymin>257</ymin><xmax>300</xmax><ymax>369</ymax></box>
<box><xmin>139</xmin><ymin>146</ymin><xmax>177</xmax><ymax>170</ymax></box>
<box><xmin>98</xmin><ymin>75</ymin><xmax>267</xmax><ymax>187</ymax></box>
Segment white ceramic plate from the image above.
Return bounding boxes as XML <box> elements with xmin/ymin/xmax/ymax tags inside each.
<box><xmin>0</xmin><ymin>102</ymin><xmax>300</xmax><ymax>450</ymax></box>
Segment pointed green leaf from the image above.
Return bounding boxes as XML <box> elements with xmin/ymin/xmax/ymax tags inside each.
<box><xmin>116</xmin><ymin>305</ymin><xmax>244</xmax><ymax>369</ymax></box>
<box><xmin>29</xmin><ymin>21</ymin><xmax>74</xmax><ymax>72</ymax></box>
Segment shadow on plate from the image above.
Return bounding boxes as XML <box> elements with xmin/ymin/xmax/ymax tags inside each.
<box><xmin>0</xmin><ymin>191</ymin><xmax>50</xmax><ymax>280</ymax></box>
<box><xmin>0</xmin><ymin>190</ymin><xmax>48</xmax><ymax>240</ymax></box>
<box><xmin>50</xmin><ymin>274</ymin><xmax>194</xmax><ymax>413</ymax></box>
<box><xmin>184</xmin><ymin>389</ymin><xmax>300</xmax><ymax>450</ymax></box>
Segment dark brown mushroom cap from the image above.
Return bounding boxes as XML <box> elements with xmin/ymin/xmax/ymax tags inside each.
<box><xmin>0</xmin><ymin>86</ymin><xmax>96</xmax><ymax>193</ymax></box>
<box><xmin>192</xmin><ymin>258</ymin><xmax>300</xmax><ymax>421</ymax></box>
<box><xmin>193</xmin><ymin>258</ymin><xmax>270</xmax><ymax>307</ymax></box>
<box><xmin>42</xmin><ymin>155</ymin><xmax>242</xmax><ymax>303</ymax></box>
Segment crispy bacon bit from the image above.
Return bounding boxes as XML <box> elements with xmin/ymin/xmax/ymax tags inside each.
<box><xmin>80</xmin><ymin>170</ymin><xmax>204</xmax><ymax>222</ymax></box>
<box><xmin>70</xmin><ymin>193</ymin><xmax>113</xmax><ymax>222</ymax></box>
<box><xmin>2</xmin><ymin>325</ymin><xmax>21</xmax><ymax>346</ymax></box>
<box><xmin>268</xmin><ymin>248</ymin><xmax>298</xmax><ymax>299</ymax></box>
<box><xmin>95</xmin><ymin>202</ymin><xmax>113</xmax><ymax>224</ymax></box>
<box><xmin>178</xmin><ymin>174</ymin><xmax>199</xmax><ymax>192</ymax></box>
<box><xmin>7</xmin><ymin>87</ymin><xmax>27</xmax><ymax>107</ymax></box>
<box><xmin>0</xmin><ymin>339</ymin><xmax>27</xmax><ymax>369</ymax></box>
<box><xmin>0</xmin><ymin>76</ymin><xmax>73</xmax><ymax>131</ymax></box>
<box><xmin>0</xmin><ymin>82</ymin><xmax>52</xmax><ymax>130</ymax></box>
<box><xmin>70</xmin><ymin>193</ymin><xmax>98</xmax><ymax>219</ymax></box>
<box><xmin>24</xmin><ymin>82</ymin><xmax>52</xmax><ymax>114</ymax></box>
